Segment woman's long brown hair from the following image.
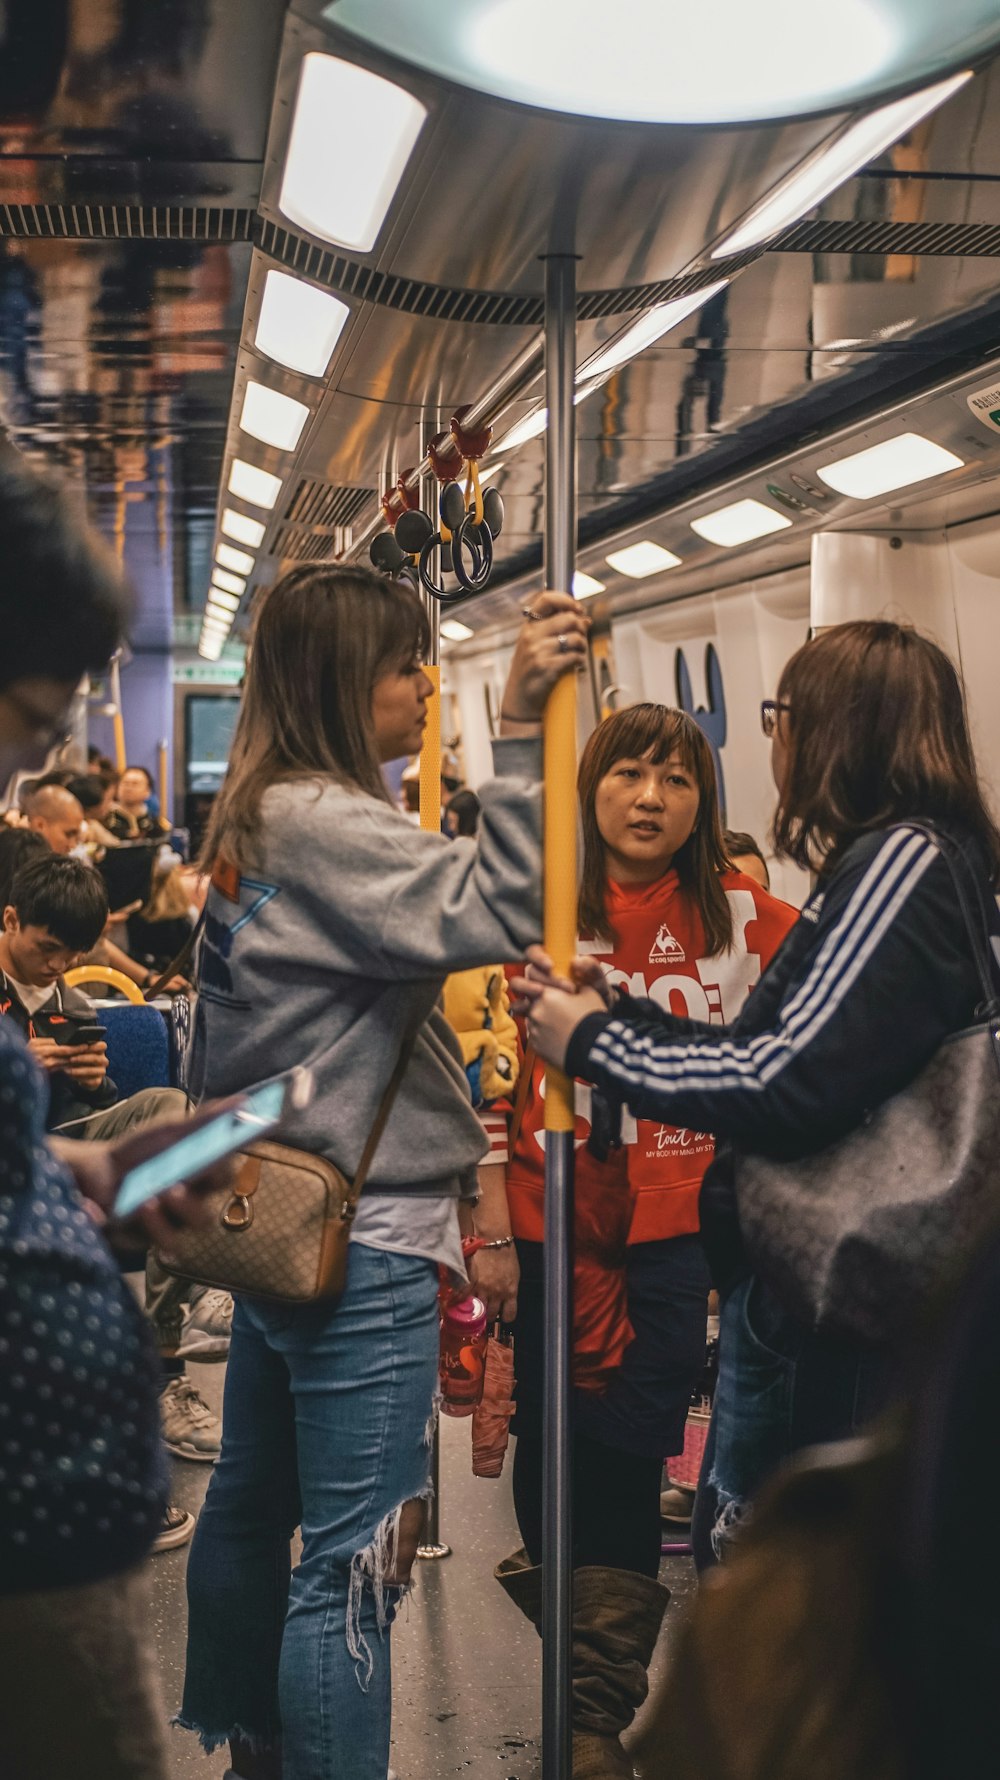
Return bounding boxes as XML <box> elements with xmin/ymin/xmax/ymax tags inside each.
<box><xmin>773</xmin><ymin>620</ymin><xmax>1000</xmax><ymax>882</ymax></box>
<box><xmin>577</xmin><ymin>703</ymin><xmax>734</xmax><ymax>953</ymax></box>
<box><xmin>201</xmin><ymin>565</ymin><xmax>430</xmax><ymax>872</ymax></box>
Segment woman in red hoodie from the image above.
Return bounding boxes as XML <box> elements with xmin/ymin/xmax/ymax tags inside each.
<box><xmin>497</xmin><ymin>703</ymin><xmax>796</xmax><ymax>1779</ymax></box>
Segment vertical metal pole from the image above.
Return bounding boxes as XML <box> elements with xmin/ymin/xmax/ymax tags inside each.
<box><xmin>417</xmin><ymin>422</ymin><xmax>451</xmax><ymax>1563</ymax></box>
<box><xmin>541</xmin><ymin>252</ymin><xmax>578</xmax><ymax>1780</ymax></box>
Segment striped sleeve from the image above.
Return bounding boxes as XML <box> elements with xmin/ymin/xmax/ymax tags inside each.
<box><xmin>478</xmin><ymin>1104</ymin><xmax>510</xmax><ymax>1166</ymax></box>
<box><xmin>572</xmin><ymin>827</ymin><xmax>952</xmax><ymax>1158</ymax></box>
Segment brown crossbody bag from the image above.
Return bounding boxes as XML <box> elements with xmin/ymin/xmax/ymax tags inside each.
<box><xmin>158</xmin><ymin>1029</ymin><xmax>417</xmax><ymax>1306</ymax></box>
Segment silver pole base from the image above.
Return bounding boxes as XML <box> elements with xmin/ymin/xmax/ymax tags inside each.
<box><xmin>416</xmin><ymin>1540</ymin><xmax>452</xmax><ymax>1561</ymax></box>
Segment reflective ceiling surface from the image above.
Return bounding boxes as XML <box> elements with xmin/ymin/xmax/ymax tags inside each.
<box><xmin>4</xmin><ymin>4</ymin><xmax>1000</xmax><ymax>650</ymax></box>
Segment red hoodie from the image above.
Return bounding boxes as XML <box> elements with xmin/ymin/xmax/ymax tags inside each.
<box><xmin>508</xmin><ymin>871</ymin><xmax>798</xmax><ymax>1246</ymax></box>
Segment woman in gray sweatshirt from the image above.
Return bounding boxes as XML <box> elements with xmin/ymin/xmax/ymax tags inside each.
<box><xmin>177</xmin><ymin>564</ymin><xmax>587</xmax><ymax>1780</ymax></box>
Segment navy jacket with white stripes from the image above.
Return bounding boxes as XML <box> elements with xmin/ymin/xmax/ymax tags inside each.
<box><xmin>565</xmin><ymin>822</ymin><xmax>1000</xmax><ymax>1292</ymax></box>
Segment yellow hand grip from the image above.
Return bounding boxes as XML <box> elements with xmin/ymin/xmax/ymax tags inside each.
<box><xmin>543</xmin><ymin>669</ymin><xmax>578</xmax><ymax>1132</ymax></box>
<box><xmin>63</xmin><ymin>966</ymin><xmax>146</xmax><ymax>1004</ymax></box>
<box><xmin>419</xmin><ymin>664</ymin><xmax>442</xmax><ymax>834</ymax></box>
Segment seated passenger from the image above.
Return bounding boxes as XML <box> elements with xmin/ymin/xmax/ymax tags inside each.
<box><xmin>519</xmin><ymin>621</ymin><xmax>1000</xmax><ymax>1572</ymax></box>
<box><xmin>176</xmin><ymin>566</ymin><xmax>587</xmax><ymax>1780</ymax></box>
<box><xmin>23</xmin><ymin>780</ymin><xmax>85</xmax><ymax>855</ymax></box>
<box><xmin>66</xmin><ymin>769</ymin><xmax>123</xmax><ymax>851</ymax></box>
<box><xmin>498</xmin><ymin>705</ymin><xmax>795</xmax><ymax>1778</ymax></box>
<box><xmin>723</xmin><ymin>826</ymin><xmax>770</xmax><ymax>890</ymax></box>
<box><xmin>106</xmin><ymin>763</ymin><xmax>170</xmax><ymax>840</ymax></box>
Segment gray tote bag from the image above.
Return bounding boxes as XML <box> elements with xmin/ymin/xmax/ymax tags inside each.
<box><xmin>736</xmin><ymin>828</ymin><xmax>1000</xmax><ymax>1344</ymax></box>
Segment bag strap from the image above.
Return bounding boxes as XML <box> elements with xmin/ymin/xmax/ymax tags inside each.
<box><xmin>350</xmin><ymin>1021</ymin><xmax>421</xmax><ymax>1199</ymax></box>
<box><xmin>508</xmin><ymin>1045</ymin><xmax>536</xmax><ymax>1154</ymax></box>
<box><xmin>903</xmin><ymin>821</ymin><xmax>1000</xmax><ymax>1011</ymax></box>
<box><xmin>143</xmin><ymin>909</ymin><xmax>206</xmax><ymax>1002</ymax></box>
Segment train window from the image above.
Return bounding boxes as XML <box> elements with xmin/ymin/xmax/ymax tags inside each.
<box><xmin>185</xmin><ymin>695</ymin><xmax>240</xmax><ymax>795</ymax></box>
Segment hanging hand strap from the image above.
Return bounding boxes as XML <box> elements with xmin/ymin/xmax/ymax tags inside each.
<box><xmin>143</xmin><ymin>909</ymin><xmax>206</xmax><ymax>1001</ymax></box>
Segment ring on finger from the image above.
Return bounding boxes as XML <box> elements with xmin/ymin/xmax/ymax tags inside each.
<box><xmin>556</xmin><ymin>633</ymin><xmax>569</xmax><ymax>653</ymax></box>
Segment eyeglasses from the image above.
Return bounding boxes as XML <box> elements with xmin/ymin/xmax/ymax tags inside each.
<box><xmin>760</xmin><ymin>699</ymin><xmax>791</xmax><ymax>739</ymax></box>
<box><xmin>0</xmin><ymin>688</ymin><xmax>74</xmax><ymax>753</ymax></box>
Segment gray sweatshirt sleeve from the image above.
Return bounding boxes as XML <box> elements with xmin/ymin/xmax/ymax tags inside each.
<box><xmin>273</xmin><ymin>737</ymin><xmax>544</xmax><ymax>980</ymax></box>
<box><xmin>377</xmin><ymin>736</ymin><xmax>543</xmax><ymax>975</ymax></box>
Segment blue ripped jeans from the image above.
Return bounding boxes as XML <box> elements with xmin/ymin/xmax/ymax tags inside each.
<box><xmin>178</xmin><ymin>1246</ymin><xmax>439</xmax><ymax>1779</ymax></box>
<box><xmin>692</xmin><ymin>1273</ymin><xmax>891</xmax><ymax>1570</ymax></box>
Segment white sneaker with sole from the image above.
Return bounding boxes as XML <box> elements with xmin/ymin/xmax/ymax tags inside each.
<box><xmin>153</xmin><ymin>1503</ymin><xmax>196</xmax><ymax>1553</ymax></box>
<box><xmin>176</xmin><ymin>1287</ymin><xmax>233</xmax><ymax>1363</ymax></box>
<box><xmin>160</xmin><ymin>1374</ymin><xmax>222</xmax><ymax>1461</ymax></box>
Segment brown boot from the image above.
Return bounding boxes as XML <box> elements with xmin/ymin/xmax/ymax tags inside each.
<box><xmin>494</xmin><ymin>1547</ymin><xmax>543</xmax><ymax>1633</ymax></box>
<box><xmin>571</xmin><ymin>1568</ymin><xmax>671</xmax><ymax>1778</ymax></box>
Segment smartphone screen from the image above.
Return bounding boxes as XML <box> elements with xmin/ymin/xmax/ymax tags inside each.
<box><xmin>112</xmin><ymin>1078</ymin><xmax>288</xmax><ymax>1221</ymax></box>
<box><xmin>63</xmin><ymin>1025</ymin><xmax>107</xmax><ymax>1046</ymax></box>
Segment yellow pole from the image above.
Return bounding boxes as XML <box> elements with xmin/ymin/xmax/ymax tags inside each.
<box><xmin>419</xmin><ymin>664</ymin><xmax>441</xmax><ymax>833</ymax></box>
<box><xmin>543</xmin><ymin>672</ymin><xmax>577</xmax><ymax>1129</ymax></box>
<box><xmin>158</xmin><ymin>738</ymin><xmax>169</xmax><ymax>828</ymax></box>
<box><xmin>109</xmin><ymin>656</ymin><xmax>127</xmax><ymax>774</ymax></box>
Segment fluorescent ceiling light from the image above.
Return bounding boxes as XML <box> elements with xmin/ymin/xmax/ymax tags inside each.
<box><xmin>440</xmin><ymin>619</ymin><xmax>474</xmax><ymax>642</ymax></box>
<box><xmin>816</xmin><ymin>431</ymin><xmax>964</xmax><ymax>499</ymax></box>
<box><xmin>207</xmin><ymin>587</ymin><xmax>241</xmax><ymax>613</ymax></box>
<box><xmin>202</xmin><ymin>608</ymin><xmax>231</xmax><ymax>627</ymax></box>
<box><xmin>713</xmin><ymin>70</ymin><xmax>972</xmax><ymax>257</ymax></box>
<box><xmin>573</xmin><ymin>571</ymin><xmax>606</xmax><ymax>598</ymax></box>
<box><xmin>228</xmin><ymin>459</ymin><xmax>282</xmax><ymax>510</ymax></box>
<box><xmin>240</xmin><ymin>381</ymin><xmax>310</xmax><ymax>452</ymax></box>
<box><xmin>221</xmin><ymin>509</ymin><xmax>266</xmax><ymax>547</ymax></box>
<box><xmin>202</xmin><ymin>624</ymin><xmax>230</xmax><ymax>643</ymax></box>
<box><xmin>606</xmin><ymin>541</ymin><xmax>682</xmax><ymax>578</ymax></box>
<box><xmin>279</xmin><ymin>53</ymin><xmax>426</xmax><ymax>251</ymax></box>
<box><xmin>216</xmin><ymin>542</ymin><xmax>255</xmax><ymax>575</ymax></box>
<box><xmin>690</xmin><ymin>498</ymin><xmax>793</xmax><ymax>547</ymax></box>
<box><xmin>199</xmin><ymin>639</ymin><xmax>224</xmax><ymax>660</ymax></box>
<box><xmin>255</xmin><ymin>271</ymin><xmax>350</xmax><ymax>379</ymax></box>
<box><xmin>210</xmin><ymin>569</ymin><xmax>245</xmax><ymax>598</ymax></box>
<box><xmin>581</xmin><ymin>282</ymin><xmax>730</xmax><ymax>381</ymax></box>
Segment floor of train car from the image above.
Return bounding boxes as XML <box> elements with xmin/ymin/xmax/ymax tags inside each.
<box><xmin>154</xmin><ymin>1362</ymin><xmax>696</xmax><ymax>1777</ymax></box>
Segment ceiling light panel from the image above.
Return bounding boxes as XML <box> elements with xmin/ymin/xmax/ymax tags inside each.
<box><xmin>816</xmin><ymin>431</ymin><xmax>964</xmax><ymax>499</ymax></box>
<box><xmin>221</xmin><ymin>509</ymin><xmax>266</xmax><ymax>547</ymax></box>
<box><xmin>712</xmin><ymin>70</ymin><xmax>971</xmax><ymax>257</ymax></box>
<box><xmin>240</xmin><ymin>381</ymin><xmax>310</xmax><ymax>452</ymax></box>
<box><xmin>210</xmin><ymin>569</ymin><xmax>245</xmax><ymax>598</ymax></box>
<box><xmin>216</xmin><ymin>542</ymin><xmax>255</xmax><ymax>575</ymax></box>
<box><xmin>207</xmin><ymin>587</ymin><xmax>241</xmax><ymax>612</ymax></box>
<box><xmin>581</xmin><ymin>281</ymin><xmax>730</xmax><ymax>381</ymax></box>
<box><xmin>690</xmin><ymin>499</ymin><xmax>792</xmax><ymax>547</ymax></box>
<box><xmin>255</xmin><ymin>271</ymin><xmax>350</xmax><ymax>379</ymax></box>
<box><xmin>199</xmin><ymin>640</ymin><xmax>224</xmax><ymax>660</ymax></box>
<box><xmin>606</xmin><ymin>541</ymin><xmax>682</xmax><ymax>578</ymax></box>
<box><xmin>279</xmin><ymin>53</ymin><xmax>427</xmax><ymax>252</ymax></box>
<box><xmin>440</xmin><ymin>619</ymin><xmax>474</xmax><ymax>642</ymax></box>
<box><xmin>573</xmin><ymin>571</ymin><xmax>606</xmax><ymax>598</ymax></box>
<box><xmin>228</xmin><ymin>460</ymin><xmax>282</xmax><ymax>510</ymax></box>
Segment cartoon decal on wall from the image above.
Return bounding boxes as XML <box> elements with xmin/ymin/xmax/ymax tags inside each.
<box><xmin>675</xmin><ymin>643</ymin><xmax>726</xmax><ymax>818</ymax></box>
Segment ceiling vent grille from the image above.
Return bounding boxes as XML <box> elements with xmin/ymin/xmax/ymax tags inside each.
<box><xmin>773</xmin><ymin>218</ymin><xmax>1000</xmax><ymax>257</ymax></box>
<box><xmin>283</xmin><ymin>478</ymin><xmax>375</xmax><ymax>530</ymax></box>
<box><xmin>269</xmin><ymin>524</ymin><xmax>360</xmax><ymax>562</ymax></box>
<box><xmin>0</xmin><ymin>204</ymin><xmax>255</xmax><ymax>241</ymax></box>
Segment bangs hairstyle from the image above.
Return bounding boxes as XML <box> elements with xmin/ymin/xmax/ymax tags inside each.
<box><xmin>578</xmin><ymin>703</ymin><xmax>734</xmax><ymax>954</ymax></box>
<box><xmin>773</xmin><ymin>620</ymin><xmax>1000</xmax><ymax>882</ymax></box>
<box><xmin>8</xmin><ymin>854</ymin><xmax>109</xmax><ymax>952</ymax></box>
<box><xmin>202</xmin><ymin>565</ymin><xmax>430</xmax><ymax>871</ymax></box>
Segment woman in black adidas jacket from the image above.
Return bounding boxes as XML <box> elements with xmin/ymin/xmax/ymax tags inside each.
<box><xmin>519</xmin><ymin>620</ymin><xmax>1000</xmax><ymax>1566</ymax></box>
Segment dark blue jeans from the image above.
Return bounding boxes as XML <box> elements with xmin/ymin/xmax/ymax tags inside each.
<box><xmin>177</xmin><ymin>1246</ymin><xmax>439</xmax><ymax>1779</ymax></box>
<box><xmin>692</xmin><ymin>1273</ymin><xmax>891</xmax><ymax>1570</ymax></box>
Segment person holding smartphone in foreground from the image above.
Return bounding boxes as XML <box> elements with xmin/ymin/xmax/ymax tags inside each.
<box><xmin>0</xmin><ymin>452</ymin><xmax>229</xmax><ymax>1780</ymax></box>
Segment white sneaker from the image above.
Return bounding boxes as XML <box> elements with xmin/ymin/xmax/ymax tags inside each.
<box><xmin>160</xmin><ymin>1374</ymin><xmax>222</xmax><ymax>1461</ymax></box>
<box><xmin>176</xmin><ymin>1287</ymin><xmax>233</xmax><ymax>1363</ymax></box>
<box><xmin>152</xmin><ymin>1503</ymin><xmax>196</xmax><ymax>1553</ymax></box>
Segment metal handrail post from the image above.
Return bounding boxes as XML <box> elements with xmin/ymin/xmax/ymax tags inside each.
<box><xmin>541</xmin><ymin>250</ymin><xmax>578</xmax><ymax>1780</ymax></box>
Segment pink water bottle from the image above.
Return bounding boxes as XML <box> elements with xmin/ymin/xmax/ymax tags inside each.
<box><xmin>439</xmin><ymin>1294</ymin><xmax>488</xmax><ymax>1417</ymax></box>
